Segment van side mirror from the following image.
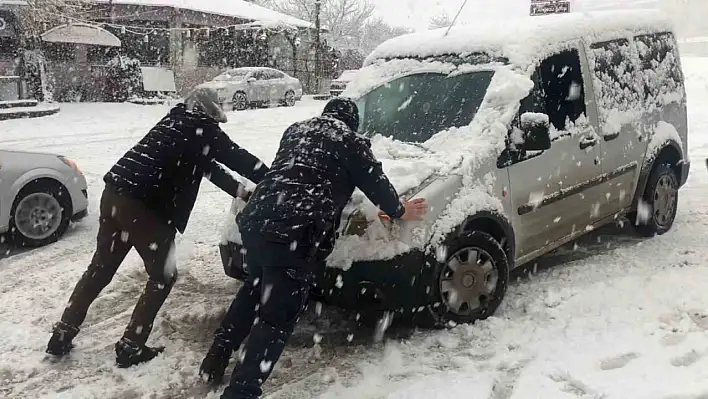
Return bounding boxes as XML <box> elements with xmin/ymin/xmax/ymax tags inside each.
<box><xmin>520</xmin><ymin>112</ymin><xmax>551</xmax><ymax>151</ymax></box>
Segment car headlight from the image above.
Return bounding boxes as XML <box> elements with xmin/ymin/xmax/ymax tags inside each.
<box><xmin>58</xmin><ymin>156</ymin><xmax>81</xmax><ymax>174</ymax></box>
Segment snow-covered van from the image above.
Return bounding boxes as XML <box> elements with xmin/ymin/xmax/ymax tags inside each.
<box><xmin>220</xmin><ymin>9</ymin><xmax>690</xmax><ymax>328</ymax></box>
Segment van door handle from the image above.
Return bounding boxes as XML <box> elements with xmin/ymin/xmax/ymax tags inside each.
<box><xmin>579</xmin><ymin>136</ymin><xmax>598</xmax><ymax>150</ymax></box>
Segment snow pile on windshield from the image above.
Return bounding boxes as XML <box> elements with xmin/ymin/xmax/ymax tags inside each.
<box><xmin>365</xmin><ymin>10</ymin><xmax>671</xmax><ymax>69</ymax></box>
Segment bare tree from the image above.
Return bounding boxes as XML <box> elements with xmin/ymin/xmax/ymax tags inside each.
<box><xmin>267</xmin><ymin>0</ymin><xmax>375</xmax><ymax>50</ymax></box>
<box><xmin>429</xmin><ymin>12</ymin><xmax>452</xmax><ymax>30</ymax></box>
<box><xmin>358</xmin><ymin>17</ymin><xmax>412</xmax><ymax>55</ymax></box>
<box><xmin>18</xmin><ymin>0</ymin><xmax>91</xmax><ymax>37</ymax></box>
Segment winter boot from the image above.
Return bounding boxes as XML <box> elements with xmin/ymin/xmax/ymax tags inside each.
<box><xmin>115</xmin><ymin>337</ymin><xmax>165</xmax><ymax>368</ymax></box>
<box><xmin>199</xmin><ymin>337</ymin><xmax>233</xmax><ymax>384</ymax></box>
<box><xmin>46</xmin><ymin>321</ymin><xmax>80</xmax><ymax>357</ymax></box>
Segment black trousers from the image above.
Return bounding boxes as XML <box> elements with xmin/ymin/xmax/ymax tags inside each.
<box><xmin>219</xmin><ymin>232</ymin><xmax>314</xmax><ymax>399</ymax></box>
<box><xmin>60</xmin><ymin>185</ymin><xmax>177</xmax><ymax>345</ymax></box>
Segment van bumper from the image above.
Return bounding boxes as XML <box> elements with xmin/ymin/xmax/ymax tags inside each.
<box><xmin>219</xmin><ymin>241</ymin><xmax>426</xmax><ymax>314</ymax></box>
<box><xmin>681</xmin><ymin>160</ymin><xmax>691</xmax><ymax>187</ymax></box>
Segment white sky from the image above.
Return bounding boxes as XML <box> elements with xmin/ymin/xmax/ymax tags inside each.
<box><xmin>373</xmin><ymin>0</ymin><xmax>661</xmax><ymax>30</ymax></box>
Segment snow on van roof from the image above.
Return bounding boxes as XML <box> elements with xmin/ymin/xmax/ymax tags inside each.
<box><xmin>365</xmin><ymin>9</ymin><xmax>673</xmax><ymax>68</ymax></box>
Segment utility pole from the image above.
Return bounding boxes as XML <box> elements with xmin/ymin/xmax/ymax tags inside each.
<box><xmin>314</xmin><ymin>0</ymin><xmax>322</xmax><ymax>93</ymax></box>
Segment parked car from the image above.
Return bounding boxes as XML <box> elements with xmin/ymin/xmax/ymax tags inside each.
<box><xmin>219</xmin><ymin>10</ymin><xmax>690</xmax><ymax>328</ymax></box>
<box><xmin>330</xmin><ymin>70</ymin><xmax>359</xmax><ymax>97</ymax></box>
<box><xmin>196</xmin><ymin>67</ymin><xmax>303</xmax><ymax>111</ymax></box>
<box><xmin>0</xmin><ymin>150</ymin><xmax>88</xmax><ymax>247</ymax></box>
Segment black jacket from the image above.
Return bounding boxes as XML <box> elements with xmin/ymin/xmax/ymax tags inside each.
<box><xmin>237</xmin><ymin>116</ymin><xmax>404</xmax><ymax>255</ymax></box>
<box><xmin>104</xmin><ymin>104</ymin><xmax>269</xmax><ymax>233</ymax></box>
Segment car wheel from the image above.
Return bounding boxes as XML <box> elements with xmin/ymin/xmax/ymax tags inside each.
<box><xmin>9</xmin><ymin>180</ymin><xmax>72</xmax><ymax>247</ymax></box>
<box><xmin>283</xmin><ymin>90</ymin><xmax>296</xmax><ymax>107</ymax></box>
<box><xmin>633</xmin><ymin>162</ymin><xmax>679</xmax><ymax>237</ymax></box>
<box><xmin>416</xmin><ymin>231</ymin><xmax>509</xmax><ymax>328</ymax></box>
<box><xmin>232</xmin><ymin>92</ymin><xmax>248</xmax><ymax>111</ymax></box>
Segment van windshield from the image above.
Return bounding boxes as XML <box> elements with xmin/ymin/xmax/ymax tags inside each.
<box><xmin>356</xmin><ymin>71</ymin><xmax>495</xmax><ymax>143</ymax></box>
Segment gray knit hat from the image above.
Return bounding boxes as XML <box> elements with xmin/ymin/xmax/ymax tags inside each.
<box><xmin>185</xmin><ymin>87</ymin><xmax>228</xmax><ymax>123</ymax></box>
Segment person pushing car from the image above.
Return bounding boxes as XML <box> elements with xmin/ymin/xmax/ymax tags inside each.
<box><xmin>46</xmin><ymin>88</ymin><xmax>269</xmax><ymax>368</ymax></box>
<box><xmin>199</xmin><ymin>97</ymin><xmax>428</xmax><ymax>398</ymax></box>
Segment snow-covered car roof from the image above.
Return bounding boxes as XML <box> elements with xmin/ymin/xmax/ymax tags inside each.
<box><xmin>365</xmin><ymin>9</ymin><xmax>673</xmax><ymax>68</ymax></box>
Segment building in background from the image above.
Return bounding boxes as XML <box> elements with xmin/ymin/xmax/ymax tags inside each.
<box><xmin>0</xmin><ymin>0</ymin><xmax>27</xmax><ymax>101</ymax></box>
<box><xmin>3</xmin><ymin>0</ymin><xmax>330</xmax><ymax>103</ymax></box>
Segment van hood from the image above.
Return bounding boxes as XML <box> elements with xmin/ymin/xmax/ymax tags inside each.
<box><xmin>369</xmin><ymin>136</ymin><xmax>462</xmax><ymax>196</ymax></box>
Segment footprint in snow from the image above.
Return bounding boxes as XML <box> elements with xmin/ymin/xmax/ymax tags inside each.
<box><xmin>688</xmin><ymin>311</ymin><xmax>708</xmax><ymax>331</ymax></box>
<box><xmin>660</xmin><ymin>332</ymin><xmax>687</xmax><ymax>347</ymax></box>
<box><xmin>599</xmin><ymin>352</ymin><xmax>640</xmax><ymax>371</ymax></box>
<box><xmin>670</xmin><ymin>350</ymin><xmax>703</xmax><ymax>367</ymax></box>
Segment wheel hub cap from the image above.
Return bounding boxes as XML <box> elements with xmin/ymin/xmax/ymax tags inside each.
<box><xmin>15</xmin><ymin>192</ymin><xmax>62</xmax><ymax>240</ymax></box>
<box><xmin>462</xmin><ymin>273</ymin><xmax>476</xmax><ymax>288</ymax></box>
<box><xmin>653</xmin><ymin>174</ymin><xmax>677</xmax><ymax>227</ymax></box>
<box><xmin>440</xmin><ymin>247</ymin><xmax>499</xmax><ymax>316</ymax></box>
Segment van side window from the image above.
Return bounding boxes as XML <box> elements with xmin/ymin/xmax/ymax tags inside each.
<box><xmin>538</xmin><ymin>49</ymin><xmax>586</xmax><ymax>132</ymax></box>
<box><xmin>634</xmin><ymin>32</ymin><xmax>684</xmax><ymax>106</ymax></box>
<box><xmin>588</xmin><ymin>39</ymin><xmax>639</xmax><ymax>133</ymax></box>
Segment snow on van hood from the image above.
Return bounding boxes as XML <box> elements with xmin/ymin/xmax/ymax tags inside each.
<box><xmin>327</xmin><ymin>67</ymin><xmax>532</xmax><ymax>269</ymax></box>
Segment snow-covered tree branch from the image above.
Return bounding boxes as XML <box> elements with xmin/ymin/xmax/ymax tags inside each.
<box><xmin>18</xmin><ymin>0</ymin><xmax>91</xmax><ymax>37</ymax></box>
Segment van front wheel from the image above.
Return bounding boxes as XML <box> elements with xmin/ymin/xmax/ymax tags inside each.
<box><xmin>419</xmin><ymin>231</ymin><xmax>509</xmax><ymax>328</ymax></box>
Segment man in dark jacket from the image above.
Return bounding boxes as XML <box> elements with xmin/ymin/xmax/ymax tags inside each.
<box><xmin>199</xmin><ymin>98</ymin><xmax>428</xmax><ymax>398</ymax></box>
<box><xmin>46</xmin><ymin>88</ymin><xmax>269</xmax><ymax>368</ymax></box>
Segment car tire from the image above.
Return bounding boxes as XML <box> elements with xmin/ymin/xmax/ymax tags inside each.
<box><xmin>632</xmin><ymin>162</ymin><xmax>679</xmax><ymax>237</ymax></box>
<box><xmin>283</xmin><ymin>90</ymin><xmax>296</xmax><ymax>107</ymax></box>
<box><xmin>9</xmin><ymin>179</ymin><xmax>72</xmax><ymax>248</ymax></box>
<box><xmin>416</xmin><ymin>231</ymin><xmax>509</xmax><ymax>329</ymax></box>
<box><xmin>232</xmin><ymin>92</ymin><xmax>248</xmax><ymax>111</ymax></box>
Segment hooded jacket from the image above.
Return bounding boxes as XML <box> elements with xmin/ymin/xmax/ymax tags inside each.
<box><xmin>104</xmin><ymin>104</ymin><xmax>269</xmax><ymax>233</ymax></box>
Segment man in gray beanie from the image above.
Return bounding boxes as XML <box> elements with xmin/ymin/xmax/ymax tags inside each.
<box><xmin>46</xmin><ymin>87</ymin><xmax>269</xmax><ymax>368</ymax></box>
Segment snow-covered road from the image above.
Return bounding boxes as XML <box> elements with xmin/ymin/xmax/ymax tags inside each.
<box><xmin>2</xmin><ymin>58</ymin><xmax>708</xmax><ymax>398</ymax></box>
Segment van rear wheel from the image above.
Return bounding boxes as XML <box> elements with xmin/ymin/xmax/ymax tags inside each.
<box><xmin>632</xmin><ymin>163</ymin><xmax>679</xmax><ymax>237</ymax></box>
<box><xmin>417</xmin><ymin>231</ymin><xmax>509</xmax><ymax>328</ymax></box>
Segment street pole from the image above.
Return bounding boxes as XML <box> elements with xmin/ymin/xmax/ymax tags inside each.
<box><xmin>314</xmin><ymin>0</ymin><xmax>322</xmax><ymax>93</ymax></box>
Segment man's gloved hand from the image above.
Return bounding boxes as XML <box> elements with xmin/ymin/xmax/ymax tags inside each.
<box><xmin>378</xmin><ymin>198</ymin><xmax>428</xmax><ymax>222</ymax></box>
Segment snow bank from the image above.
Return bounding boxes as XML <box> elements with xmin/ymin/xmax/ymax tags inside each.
<box><xmin>365</xmin><ymin>10</ymin><xmax>671</xmax><ymax>69</ymax></box>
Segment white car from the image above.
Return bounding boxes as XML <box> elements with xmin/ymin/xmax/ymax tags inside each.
<box><xmin>197</xmin><ymin>67</ymin><xmax>303</xmax><ymax>111</ymax></box>
<box><xmin>0</xmin><ymin>150</ymin><xmax>88</xmax><ymax>247</ymax></box>
<box><xmin>330</xmin><ymin>70</ymin><xmax>358</xmax><ymax>97</ymax></box>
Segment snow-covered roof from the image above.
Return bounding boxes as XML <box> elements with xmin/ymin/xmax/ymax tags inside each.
<box><xmin>91</xmin><ymin>0</ymin><xmax>314</xmax><ymax>29</ymax></box>
<box><xmin>0</xmin><ymin>0</ymin><xmax>28</xmax><ymax>6</ymax></box>
<box><xmin>366</xmin><ymin>9</ymin><xmax>673</xmax><ymax>68</ymax></box>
